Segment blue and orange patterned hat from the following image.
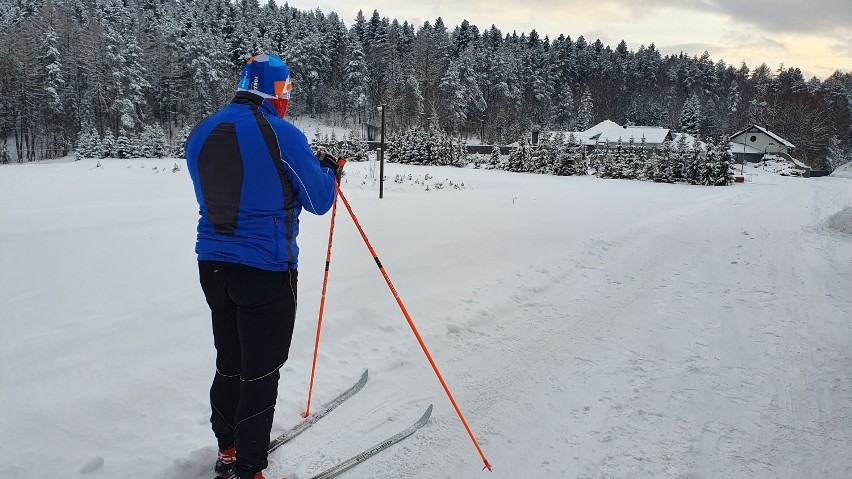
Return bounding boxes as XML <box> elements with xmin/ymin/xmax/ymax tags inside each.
<box><xmin>237</xmin><ymin>54</ymin><xmax>293</xmax><ymax>100</ymax></box>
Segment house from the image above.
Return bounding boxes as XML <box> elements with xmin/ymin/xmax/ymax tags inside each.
<box><xmin>729</xmin><ymin>125</ymin><xmax>795</xmax><ymax>163</ymax></box>
<box><xmin>569</xmin><ymin>120</ymin><xmax>672</xmax><ymax>148</ymax></box>
<box><xmin>552</xmin><ymin>120</ymin><xmax>704</xmax><ymax>150</ymax></box>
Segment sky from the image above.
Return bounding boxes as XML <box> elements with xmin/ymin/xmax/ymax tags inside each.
<box><xmin>285</xmin><ymin>0</ymin><xmax>852</xmax><ymax>80</ymax></box>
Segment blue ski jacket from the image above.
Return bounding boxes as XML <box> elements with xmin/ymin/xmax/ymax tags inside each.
<box><xmin>185</xmin><ymin>92</ymin><xmax>336</xmax><ymax>271</ymax></box>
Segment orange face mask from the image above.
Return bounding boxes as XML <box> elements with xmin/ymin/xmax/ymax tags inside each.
<box><xmin>269</xmin><ymin>98</ymin><xmax>289</xmax><ymax>119</ymax></box>
<box><xmin>269</xmin><ymin>78</ymin><xmax>293</xmax><ymax>118</ymax></box>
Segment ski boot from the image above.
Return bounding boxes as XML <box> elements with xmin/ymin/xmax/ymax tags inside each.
<box><xmin>214</xmin><ymin>447</ymin><xmax>236</xmax><ymax>477</ymax></box>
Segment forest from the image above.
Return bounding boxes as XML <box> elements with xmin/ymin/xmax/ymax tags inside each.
<box><xmin>1</xmin><ymin>0</ymin><xmax>850</xmax><ymax>169</ymax></box>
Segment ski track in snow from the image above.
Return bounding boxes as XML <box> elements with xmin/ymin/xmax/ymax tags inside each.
<box><xmin>1</xmin><ymin>159</ymin><xmax>851</xmax><ymax>479</ymax></box>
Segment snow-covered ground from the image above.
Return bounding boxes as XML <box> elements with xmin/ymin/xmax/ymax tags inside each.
<box><xmin>2</xmin><ymin>159</ymin><xmax>851</xmax><ymax>479</ymax></box>
<box><xmin>832</xmin><ymin>161</ymin><xmax>852</xmax><ymax>179</ymax></box>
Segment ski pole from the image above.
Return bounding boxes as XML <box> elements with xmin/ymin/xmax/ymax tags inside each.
<box><xmin>303</xmin><ymin>157</ymin><xmax>346</xmax><ymax>418</ymax></box>
<box><xmin>334</xmin><ymin>183</ymin><xmax>492</xmax><ymax>472</ymax></box>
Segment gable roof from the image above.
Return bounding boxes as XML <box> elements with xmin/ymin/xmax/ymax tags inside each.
<box><xmin>563</xmin><ymin>120</ymin><xmax>672</xmax><ymax>146</ymax></box>
<box><xmin>730</xmin><ymin>125</ymin><xmax>795</xmax><ymax>148</ymax></box>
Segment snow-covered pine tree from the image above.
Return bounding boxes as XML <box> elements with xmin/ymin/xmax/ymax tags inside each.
<box><xmin>826</xmin><ymin>135</ymin><xmax>847</xmax><ymax>172</ymax></box>
<box><xmin>643</xmin><ymin>148</ymin><xmax>658</xmax><ymax>181</ymax></box>
<box><xmin>634</xmin><ymin>138</ymin><xmax>647</xmax><ymax>179</ymax></box>
<box><xmin>654</xmin><ymin>140</ymin><xmax>673</xmax><ymax>183</ymax></box>
<box><xmin>75</xmin><ymin>129</ymin><xmax>100</xmax><ymax>160</ymax></box>
<box><xmin>489</xmin><ymin>144</ymin><xmax>501</xmax><ymax>169</ymax></box>
<box><xmin>553</xmin><ymin>85</ymin><xmax>574</xmax><ymax>129</ymax></box>
<box><xmin>576</xmin><ymin>85</ymin><xmax>593</xmax><ymax>131</ymax></box>
<box><xmin>566</xmin><ymin>133</ymin><xmax>584</xmax><ymax>176</ymax></box>
<box><xmin>608</xmin><ymin>140</ymin><xmax>625</xmax><ymax>179</ymax></box>
<box><xmin>454</xmin><ymin>137</ymin><xmax>469</xmax><ymax>167</ymax></box>
<box><xmin>102</xmin><ymin>1</ymin><xmax>150</xmax><ymax>134</ymax></box>
<box><xmin>680</xmin><ymin>94</ymin><xmax>701</xmax><ymax>136</ymax></box>
<box><xmin>575</xmin><ymin>144</ymin><xmax>589</xmax><ymax>176</ymax></box>
<box><xmin>701</xmin><ymin>137</ymin><xmax>717</xmax><ymax>186</ymax></box>
<box><xmin>672</xmin><ymin>134</ymin><xmax>690</xmax><ymax>182</ymax></box>
<box><xmin>171</xmin><ymin>125</ymin><xmax>193</xmax><ymax>159</ymax></box>
<box><xmin>589</xmin><ymin>142</ymin><xmax>608</xmax><ymax>177</ymax></box>
<box><xmin>686</xmin><ymin>140</ymin><xmax>702</xmax><ymax>185</ymax></box>
<box><xmin>114</xmin><ymin>131</ymin><xmax>132</xmax><ymax>158</ymax></box>
<box><xmin>550</xmin><ymin>131</ymin><xmax>572</xmax><ymax>176</ymax></box>
<box><xmin>100</xmin><ymin>131</ymin><xmax>116</xmax><ymax>158</ymax></box>
<box><xmin>715</xmin><ymin>136</ymin><xmax>734</xmax><ymax>186</ymax></box>
<box><xmin>623</xmin><ymin>137</ymin><xmax>637</xmax><ymax>179</ymax></box>
<box><xmin>506</xmin><ymin>138</ymin><xmax>529</xmax><ymax>172</ymax></box>
<box><xmin>139</xmin><ymin>124</ymin><xmax>168</xmax><ymax>158</ymax></box>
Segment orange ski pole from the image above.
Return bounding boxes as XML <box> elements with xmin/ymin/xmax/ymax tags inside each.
<box><xmin>334</xmin><ymin>183</ymin><xmax>492</xmax><ymax>472</ymax></box>
<box><xmin>303</xmin><ymin>158</ymin><xmax>346</xmax><ymax>418</ymax></box>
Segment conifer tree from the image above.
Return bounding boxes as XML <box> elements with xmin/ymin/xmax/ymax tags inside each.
<box><xmin>623</xmin><ymin>137</ymin><xmax>637</xmax><ymax>179</ymax></box>
<box><xmin>701</xmin><ymin>138</ymin><xmax>717</xmax><ymax>186</ymax></box>
<box><xmin>100</xmin><ymin>131</ymin><xmax>116</xmax><ymax>158</ymax></box>
<box><xmin>654</xmin><ymin>140</ymin><xmax>674</xmax><ymax>183</ymax></box>
<box><xmin>686</xmin><ymin>141</ymin><xmax>702</xmax><ymax>185</ymax></box>
<box><xmin>115</xmin><ymin>132</ymin><xmax>132</xmax><ymax>158</ymax></box>
<box><xmin>672</xmin><ymin>134</ymin><xmax>690</xmax><ymax>182</ymax></box>
<box><xmin>715</xmin><ymin>136</ymin><xmax>734</xmax><ymax>185</ymax></box>
<box><xmin>489</xmin><ymin>144</ymin><xmax>501</xmax><ymax>168</ymax></box>
<box><xmin>506</xmin><ymin>138</ymin><xmax>529</xmax><ymax>172</ymax></box>
<box><xmin>680</xmin><ymin>94</ymin><xmax>701</xmax><ymax>136</ymax></box>
<box><xmin>576</xmin><ymin>85</ymin><xmax>593</xmax><ymax>131</ymax></box>
<box><xmin>634</xmin><ymin>138</ymin><xmax>647</xmax><ymax>179</ymax></box>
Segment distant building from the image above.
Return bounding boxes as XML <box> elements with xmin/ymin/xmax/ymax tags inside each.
<box><xmin>551</xmin><ymin>120</ymin><xmax>703</xmax><ymax>150</ymax></box>
<box><xmin>729</xmin><ymin>125</ymin><xmax>795</xmax><ymax>163</ymax></box>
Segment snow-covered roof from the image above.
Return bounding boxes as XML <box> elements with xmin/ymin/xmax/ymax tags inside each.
<box><xmin>561</xmin><ymin>120</ymin><xmax>672</xmax><ymax>146</ymax></box>
<box><xmin>730</xmin><ymin>125</ymin><xmax>795</xmax><ymax>148</ymax></box>
<box><xmin>584</xmin><ymin>120</ymin><xmax>621</xmax><ymax>137</ymax></box>
<box><xmin>671</xmin><ymin>132</ymin><xmax>703</xmax><ymax>148</ymax></box>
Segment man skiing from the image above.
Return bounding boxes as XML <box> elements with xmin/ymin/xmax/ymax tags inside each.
<box><xmin>185</xmin><ymin>53</ymin><xmax>339</xmax><ymax>479</ymax></box>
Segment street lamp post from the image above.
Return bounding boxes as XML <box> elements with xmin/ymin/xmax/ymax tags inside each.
<box><xmin>378</xmin><ymin>104</ymin><xmax>386</xmax><ymax>199</ymax></box>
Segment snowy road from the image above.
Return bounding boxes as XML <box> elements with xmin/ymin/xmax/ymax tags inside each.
<box><xmin>1</xmin><ymin>160</ymin><xmax>850</xmax><ymax>478</ymax></box>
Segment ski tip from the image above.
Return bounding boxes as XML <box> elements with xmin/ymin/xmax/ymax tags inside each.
<box><xmin>418</xmin><ymin>404</ymin><xmax>433</xmax><ymax>425</ymax></box>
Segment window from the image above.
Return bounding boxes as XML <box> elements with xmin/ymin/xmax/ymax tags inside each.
<box><xmin>750</xmin><ymin>135</ymin><xmax>757</xmax><ymax>142</ymax></box>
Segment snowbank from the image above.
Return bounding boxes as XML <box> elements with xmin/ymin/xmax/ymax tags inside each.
<box><xmin>827</xmin><ymin>206</ymin><xmax>852</xmax><ymax>234</ymax></box>
<box><xmin>831</xmin><ymin>161</ymin><xmax>852</xmax><ymax>179</ymax></box>
<box><xmin>758</xmin><ymin>156</ymin><xmax>805</xmax><ymax>176</ymax></box>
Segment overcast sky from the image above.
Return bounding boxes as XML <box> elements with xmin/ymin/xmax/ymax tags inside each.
<box><xmin>286</xmin><ymin>0</ymin><xmax>851</xmax><ymax>79</ymax></box>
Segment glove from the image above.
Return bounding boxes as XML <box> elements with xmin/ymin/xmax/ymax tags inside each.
<box><xmin>316</xmin><ymin>150</ymin><xmax>343</xmax><ymax>183</ymax></box>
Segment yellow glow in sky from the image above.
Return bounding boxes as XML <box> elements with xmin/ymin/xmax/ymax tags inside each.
<box><xmin>286</xmin><ymin>0</ymin><xmax>851</xmax><ymax>79</ymax></box>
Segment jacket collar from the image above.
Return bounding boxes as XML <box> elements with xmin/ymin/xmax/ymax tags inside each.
<box><xmin>231</xmin><ymin>91</ymin><xmax>279</xmax><ymax>117</ymax></box>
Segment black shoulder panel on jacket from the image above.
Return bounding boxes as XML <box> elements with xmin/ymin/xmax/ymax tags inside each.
<box><xmin>198</xmin><ymin>122</ymin><xmax>243</xmax><ymax>236</ymax></box>
<box><xmin>253</xmin><ymin>111</ymin><xmax>296</xmax><ymax>210</ymax></box>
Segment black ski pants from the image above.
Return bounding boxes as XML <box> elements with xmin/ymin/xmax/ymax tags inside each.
<box><xmin>198</xmin><ymin>260</ymin><xmax>298</xmax><ymax>477</ymax></box>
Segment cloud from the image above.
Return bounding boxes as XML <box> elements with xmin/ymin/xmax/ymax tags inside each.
<box><xmin>286</xmin><ymin>0</ymin><xmax>849</xmax><ymax>78</ymax></box>
<box><xmin>618</xmin><ymin>0</ymin><xmax>852</xmax><ymax>33</ymax></box>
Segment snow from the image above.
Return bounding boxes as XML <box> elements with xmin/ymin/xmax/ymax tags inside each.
<box><xmin>2</xmin><ymin>159</ymin><xmax>852</xmax><ymax>479</ymax></box>
<box><xmin>831</xmin><ymin>161</ymin><xmax>852</xmax><ymax>179</ymax></box>
<box><xmin>827</xmin><ymin>206</ymin><xmax>852</xmax><ymax>235</ymax></box>
<box><xmin>754</xmin><ymin>156</ymin><xmax>807</xmax><ymax>176</ymax></box>
<box><xmin>565</xmin><ymin>120</ymin><xmax>673</xmax><ymax>147</ymax></box>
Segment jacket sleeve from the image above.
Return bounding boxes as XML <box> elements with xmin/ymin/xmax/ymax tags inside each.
<box><xmin>276</xmin><ymin>123</ymin><xmax>337</xmax><ymax>215</ymax></box>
